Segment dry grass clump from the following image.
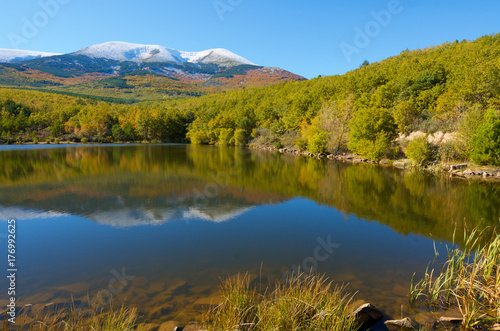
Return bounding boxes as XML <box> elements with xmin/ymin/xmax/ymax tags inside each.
<box><xmin>2</xmin><ymin>298</ymin><xmax>143</xmax><ymax>331</ymax></box>
<box><xmin>205</xmin><ymin>272</ymin><xmax>358</xmax><ymax>331</ymax></box>
<box><xmin>410</xmin><ymin>229</ymin><xmax>500</xmax><ymax>330</ymax></box>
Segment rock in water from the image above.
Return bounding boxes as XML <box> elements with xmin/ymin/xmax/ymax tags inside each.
<box><xmin>437</xmin><ymin>316</ymin><xmax>463</xmax><ymax>324</ymax></box>
<box><xmin>449</xmin><ymin>164</ymin><xmax>467</xmax><ymax>171</ymax></box>
<box><xmin>393</xmin><ymin>161</ymin><xmax>408</xmax><ymax>169</ymax></box>
<box><xmin>385</xmin><ymin>317</ymin><xmax>419</xmax><ymax>329</ymax></box>
<box><xmin>159</xmin><ymin>321</ymin><xmax>180</xmax><ymax>331</ymax></box>
<box><xmin>352</xmin><ymin>303</ymin><xmax>384</xmax><ymax>329</ymax></box>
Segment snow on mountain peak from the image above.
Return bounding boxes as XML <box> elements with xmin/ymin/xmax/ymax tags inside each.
<box><xmin>0</xmin><ymin>49</ymin><xmax>60</xmax><ymax>63</ymax></box>
<box><xmin>73</xmin><ymin>41</ymin><xmax>183</xmax><ymax>63</ymax></box>
<box><xmin>73</xmin><ymin>41</ymin><xmax>256</xmax><ymax>66</ymax></box>
<box><xmin>180</xmin><ymin>48</ymin><xmax>256</xmax><ymax>66</ymax></box>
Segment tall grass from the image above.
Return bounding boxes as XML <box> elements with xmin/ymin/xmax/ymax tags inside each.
<box><xmin>410</xmin><ymin>229</ymin><xmax>500</xmax><ymax>330</ymax></box>
<box><xmin>205</xmin><ymin>272</ymin><xmax>358</xmax><ymax>331</ymax></box>
<box><xmin>2</xmin><ymin>298</ymin><xmax>144</xmax><ymax>331</ymax></box>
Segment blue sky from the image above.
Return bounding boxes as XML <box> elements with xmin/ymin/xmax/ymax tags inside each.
<box><xmin>0</xmin><ymin>0</ymin><xmax>499</xmax><ymax>79</ymax></box>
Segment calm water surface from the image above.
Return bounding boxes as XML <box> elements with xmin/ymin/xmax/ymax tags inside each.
<box><xmin>0</xmin><ymin>144</ymin><xmax>499</xmax><ymax>325</ymax></box>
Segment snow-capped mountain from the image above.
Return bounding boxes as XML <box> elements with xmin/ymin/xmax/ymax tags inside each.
<box><xmin>0</xmin><ymin>49</ymin><xmax>60</xmax><ymax>63</ymax></box>
<box><xmin>73</xmin><ymin>41</ymin><xmax>256</xmax><ymax>66</ymax></box>
<box><xmin>0</xmin><ymin>41</ymin><xmax>305</xmax><ymax>91</ymax></box>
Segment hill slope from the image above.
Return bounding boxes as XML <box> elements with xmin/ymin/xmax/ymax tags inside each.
<box><xmin>0</xmin><ymin>42</ymin><xmax>305</xmax><ymax>100</ymax></box>
<box><xmin>180</xmin><ymin>34</ymin><xmax>500</xmax><ymax>162</ymax></box>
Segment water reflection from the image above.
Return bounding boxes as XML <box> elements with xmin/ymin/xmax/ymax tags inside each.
<box><xmin>0</xmin><ymin>144</ymin><xmax>498</xmax><ymax>239</ymax></box>
<box><xmin>0</xmin><ymin>144</ymin><xmax>499</xmax><ymax>325</ymax></box>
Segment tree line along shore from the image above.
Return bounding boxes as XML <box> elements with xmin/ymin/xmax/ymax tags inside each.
<box><xmin>1</xmin><ymin>34</ymin><xmax>499</xmax><ymax>169</ymax></box>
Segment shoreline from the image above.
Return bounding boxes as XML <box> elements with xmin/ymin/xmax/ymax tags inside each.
<box><xmin>249</xmin><ymin>144</ymin><xmax>500</xmax><ymax>182</ymax></box>
<box><xmin>2</xmin><ymin>140</ymin><xmax>500</xmax><ymax>182</ymax></box>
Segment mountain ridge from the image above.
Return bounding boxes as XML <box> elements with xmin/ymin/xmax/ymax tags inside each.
<box><xmin>71</xmin><ymin>41</ymin><xmax>256</xmax><ymax>66</ymax></box>
<box><xmin>0</xmin><ymin>49</ymin><xmax>61</xmax><ymax>63</ymax></box>
<box><xmin>0</xmin><ymin>41</ymin><xmax>305</xmax><ymax>100</ymax></box>
<box><xmin>0</xmin><ymin>41</ymin><xmax>256</xmax><ymax>67</ymax></box>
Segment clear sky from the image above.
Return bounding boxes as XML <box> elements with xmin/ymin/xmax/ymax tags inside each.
<box><xmin>0</xmin><ymin>0</ymin><xmax>499</xmax><ymax>79</ymax></box>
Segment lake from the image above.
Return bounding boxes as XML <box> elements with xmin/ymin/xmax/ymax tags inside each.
<box><xmin>0</xmin><ymin>144</ymin><xmax>499</xmax><ymax>327</ymax></box>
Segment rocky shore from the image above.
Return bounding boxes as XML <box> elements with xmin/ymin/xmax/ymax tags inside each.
<box><xmin>250</xmin><ymin>145</ymin><xmax>500</xmax><ymax>181</ymax></box>
<box><xmin>137</xmin><ymin>303</ymin><xmax>500</xmax><ymax>331</ymax></box>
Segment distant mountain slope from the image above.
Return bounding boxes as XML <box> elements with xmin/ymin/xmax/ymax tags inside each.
<box><xmin>0</xmin><ymin>49</ymin><xmax>60</xmax><ymax>63</ymax></box>
<box><xmin>0</xmin><ymin>41</ymin><xmax>304</xmax><ymax>100</ymax></box>
<box><xmin>73</xmin><ymin>41</ymin><xmax>256</xmax><ymax>66</ymax></box>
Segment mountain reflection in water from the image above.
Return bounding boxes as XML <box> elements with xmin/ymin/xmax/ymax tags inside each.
<box><xmin>0</xmin><ymin>144</ymin><xmax>498</xmax><ymax>325</ymax></box>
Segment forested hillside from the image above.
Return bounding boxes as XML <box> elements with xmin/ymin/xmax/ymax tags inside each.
<box><xmin>1</xmin><ymin>34</ymin><xmax>499</xmax><ymax>164</ymax></box>
<box><xmin>183</xmin><ymin>34</ymin><xmax>500</xmax><ymax>164</ymax></box>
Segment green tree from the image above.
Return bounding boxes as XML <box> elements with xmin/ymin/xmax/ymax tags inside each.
<box><xmin>50</xmin><ymin>120</ymin><xmax>62</xmax><ymax>137</ymax></box>
<box><xmin>190</xmin><ymin>130</ymin><xmax>209</xmax><ymax>144</ymax></box>
<box><xmin>360</xmin><ymin>60</ymin><xmax>370</xmax><ymax>67</ymax></box>
<box><xmin>308</xmin><ymin>131</ymin><xmax>328</xmax><ymax>154</ymax></box>
<box><xmin>470</xmin><ymin>109</ymin><xmax>500</xmax><ymax>165</ymax></box>
<box><xmin>234</xmin><ymin>129</ymin><xmax>249</xmax><ymax>146</ymax></box>
<box><xmin>111</xmin><ymin>124</ymin><xmax>125</xmax><ymax>141</ymax></box>
<box><xmin>348</xmin><ymin>107</ymin><xmax>398</xmax><ymax>160</ymax></box>
<box><xmin>123</xmin><ymin>122</ymin><xmax>136</xmax><ymax>141</ymax></box>
<box><xmin>406</xmin><ymin>136</ymin><xmax>431</xmax><ymax>165</ymax></box>
<box><xmin>394</xmin><ymin>98</ymin><xmax>419</xmax><ymax>134</ymax></box>
<box><xmin>219</xmin><ymin>128</ymin><xmax>234</xmax><ymax>146</ymax></box>
<box><xmin>136</xmin><ymin>111</ymin><xmax>153</xmax><ymax>140</ymax></box>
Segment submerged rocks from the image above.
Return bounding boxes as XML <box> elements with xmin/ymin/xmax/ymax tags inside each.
<box><xmin>158</xmin><ymin>321</ymin><xmax>181</xmax><ymax>331</ymax></box>
<box><xmin>391</xmin><ymin>284</ymin><xmax>408</xmax><ymax>297</ymax></box>
<box><xmin>192</xmin><ymin>296</ymin><xmax>220</xmax><ymax>309</ymax></box>
<box><xmin>385</xmin><ymin>317</ymin><xmax>419</xmax><ymax>329</ymax></box>
<box><xmin>182</xmin><ymin>323</ymin><xmax>203</xmax><ymax>331</ymax></box>
<box><xmin>437</xmin><ymin>316</ymin><xmax>463</xmax><ymax>324</ymax></box>
<box><xmin>138</xmin><ymin>323</ymin><xmax>160</xmax><ymax>331</ymax></box>
<box><xmin>141</xmin><ymin>321</ymin><xmax>202</xmax><ymax>331</ymax></box>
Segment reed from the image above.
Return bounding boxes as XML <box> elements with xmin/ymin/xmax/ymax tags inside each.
<box><xmin>409</xmin><ymin>229</ymin><xmax>500</xmax><ymax>330</ymax></box>
<box><xmin>205</xmin><ymin>272</ymin><xmax>358</xmax><ymax>331</ymax></box>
